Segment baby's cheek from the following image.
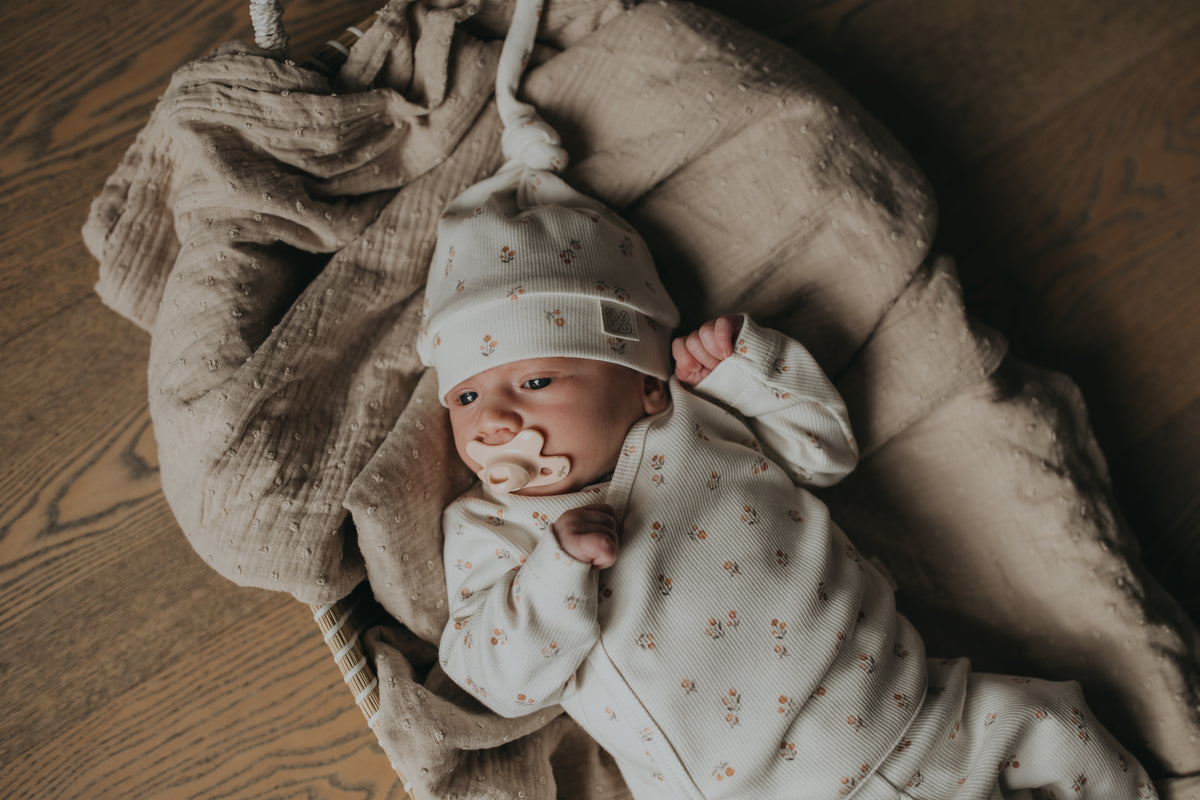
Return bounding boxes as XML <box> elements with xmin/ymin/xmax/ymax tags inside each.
<box><xmin>451</xmin><ymin>435</ymin><xmax>478</xmax><ymax>473</ymax></box>
<box><xmin>595</xmin><ymin>435</ymin><xmax>626</xmax><ymax>472</ymax></box>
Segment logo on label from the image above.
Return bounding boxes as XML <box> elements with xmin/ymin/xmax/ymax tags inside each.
<box><xmin>600</xmin><ymin>301</ymin><xmax>639</xmax><ymax>340</ymax></box>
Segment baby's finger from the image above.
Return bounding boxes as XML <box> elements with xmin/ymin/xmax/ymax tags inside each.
<box><xmin>712</xmin><ymin>315</ymin><xmax>741</xmax><ymax>357</ymax></box>
<box><xmin>697</xmin><ymin>322</ymin><xmax>725</xmax><ymax>362</ymax></box>
<box><xmin>673</xmin><ymin>338</ymin><xmax>709</xmax><ymax>384</ymax></box>
<box><xmin>685</xmin><ymin>330</ymin><xmax>721</xmax><ymax>370</ymax></box>
<box><xmin>672</xmin><ymin>336</ymin><xmax>701</xmax><ymax>374</ymax></box>
<box><xmin>583</xmin><ymin>531</ymin><xmax>619</xmax><ymax>569</ymax></box>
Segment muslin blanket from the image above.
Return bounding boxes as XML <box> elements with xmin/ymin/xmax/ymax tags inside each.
<box><xmin>84</xmin><ymin>0</ymin><xmax>1200</xmax><ymax>797</ymax></box>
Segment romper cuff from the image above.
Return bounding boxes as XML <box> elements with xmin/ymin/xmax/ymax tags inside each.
<box><xmin>694</xmin><ymin>314</ymin><xmax>783</xmax><ymax>415</ymax></box>
<box><xmin>520</xmin><ymin>526</ymin><xmax>598</xmax><ymax>603</ymax></box>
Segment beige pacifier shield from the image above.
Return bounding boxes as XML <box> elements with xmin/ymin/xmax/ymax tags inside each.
<box><xmin>465</xmin><ymin>429</ymin><xmax>571</xmax><ymax>493</ymax></box>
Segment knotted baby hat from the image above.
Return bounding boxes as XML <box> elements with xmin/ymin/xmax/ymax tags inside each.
<box><xmin>417</xmin><ymin>0</ymin><xmax>680</xmax><ymax>403</ymax></box>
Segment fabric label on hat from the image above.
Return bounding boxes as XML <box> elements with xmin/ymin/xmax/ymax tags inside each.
<box><xmin>599</xmin><ymin>301</ymin><xmax>640</xmax><ymax>341</ymax></box>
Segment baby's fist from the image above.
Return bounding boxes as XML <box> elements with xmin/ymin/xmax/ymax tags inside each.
<box><xmin>552</xmin><ymin>503</ymin><xmax>620</xmax><ymax>569</ymax></box>
<box><xmin>672</xmin><ymin>314</ymin><xmax>743</xmax><ymax>386</ymax></box>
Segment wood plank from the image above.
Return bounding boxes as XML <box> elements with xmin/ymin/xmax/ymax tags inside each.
<box><xmin>0</xmin><ymin>591</ymin><xmax>394</xmax><ymax>798</ymax></box>
<box><xmin>0</xmin><ymin>304</ymin><xmax>399</xmax><ymax>788</ymax></box>
<box><xmin>0</xmin><ymin>372</ymin><xmax>235</xmax><ymax>764</ymax></box>
<box><xmin>0</xmin><ymin>0</ymin><xmax>389</xmax><ymax>794</ymax></box>
<box><xmin>0</xmin><ymin>298</ymin><xmax>151</xmax><ymax>490</ymax></box>
<box><xmin>0</xmin><ymin>0</ymin><xmax>383</xmax><ymax>345</ymax></box>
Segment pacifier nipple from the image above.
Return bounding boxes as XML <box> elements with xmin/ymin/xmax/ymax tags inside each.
<box><xmin>465</xmin><ymin>429</ymin><xmax>571</xmax><ymax>494</ymax></box>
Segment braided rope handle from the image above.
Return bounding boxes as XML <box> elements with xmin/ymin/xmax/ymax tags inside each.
<box><xmin>250</xmin><ymin>0</ymin><xmax>289</xmax><ymax>55</ymax></box>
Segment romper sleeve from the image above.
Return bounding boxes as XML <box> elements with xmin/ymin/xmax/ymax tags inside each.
<box><xmin>692</xmin><ymin>314</ymin><xmax>859</xmax><ymax>487</ymax></box>
<box><xmin>439</xmin><ymin>498</ymin><xmax>601</xmax><ymax>718</ymax></box>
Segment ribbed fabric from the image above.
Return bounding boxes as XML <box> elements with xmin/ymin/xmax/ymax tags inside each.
<box><xmin>418</xmin><ymin>192</ymin><xmax>677</xmax><ymax>401</ymax></box>
<box><xmin>869</xmin><ymin>662</ymin><xmax>1158</xmax><ymax>799</ymax></box>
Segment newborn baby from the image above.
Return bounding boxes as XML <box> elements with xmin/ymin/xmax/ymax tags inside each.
<box><xmin>420</xmin><ymin>196</ymin><xmax>1153</xmax><ymax>798</ymax></box>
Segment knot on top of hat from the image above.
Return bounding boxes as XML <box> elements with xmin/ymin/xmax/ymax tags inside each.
<box><xmin>502</xmin><ymin>112</ymin><xmax>568</xmax><ymax>173</ymax></box>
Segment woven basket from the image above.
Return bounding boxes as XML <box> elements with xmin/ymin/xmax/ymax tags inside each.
<box><xmin>300</xmin><ymin>15</ymin><xmax>378</xmax><ymax>76</ymax></box>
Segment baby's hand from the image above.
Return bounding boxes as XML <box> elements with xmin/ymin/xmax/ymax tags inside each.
<box><xmin>552</xmin><ymin>503</ymin><xmax>620</xmax><ymax>569</ymax></box>
<box><xmin>672</xmin><ymin>314</ymin><xmax>743</xmax><ymax>386</ymax></box>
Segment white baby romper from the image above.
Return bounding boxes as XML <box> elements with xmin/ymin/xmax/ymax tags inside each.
<box><xmin>439</xmin><ymin>316</ymin><xmax>1153</xmax><ymax>799</ymax></box>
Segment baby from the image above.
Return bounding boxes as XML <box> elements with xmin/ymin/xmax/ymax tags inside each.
<box><xmin>417</xmin><ymin>179</ymin><xmax>1154</xmax><ymax>799</ymax></box>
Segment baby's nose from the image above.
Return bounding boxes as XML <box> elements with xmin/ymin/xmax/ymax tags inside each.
<box><xmin>477</xmin><ymin>404</ymin><xmax>522</xmax><ymax>440</ymax></box>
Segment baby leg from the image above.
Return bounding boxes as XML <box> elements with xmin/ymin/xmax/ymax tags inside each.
<box><xmin>878</xmin><ymin>663</ymin><xmax>1156</xmax><ymax>799</ymax></box>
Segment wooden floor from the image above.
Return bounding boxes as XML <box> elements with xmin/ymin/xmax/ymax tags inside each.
<box><xmin>2</xmin><ymin>0</ymin><xmax>1197</xmax><ymax>796</ymax></box>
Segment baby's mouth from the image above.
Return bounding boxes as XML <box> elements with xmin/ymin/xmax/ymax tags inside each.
<box><xmin>465</xmin><ymin>429</ymin><xmax>571</xmax><ymax>493</ymax></box>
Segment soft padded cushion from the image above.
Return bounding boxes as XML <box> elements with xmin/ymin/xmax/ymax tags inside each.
<box><xmin>86</xmin><ymin>0</ymin><xmax>1200</xmax><ymax>795</ymax></box>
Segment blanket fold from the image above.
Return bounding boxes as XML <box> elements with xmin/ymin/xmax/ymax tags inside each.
<box><xmin>86</xmin><ymin>0</ymin><xmax>1200</xmax><ymax>796</ymax></box>
<box><xmin>89</xmin><ymin>0</ymin><xmax>510</xmax><ymax>602</ymax></box>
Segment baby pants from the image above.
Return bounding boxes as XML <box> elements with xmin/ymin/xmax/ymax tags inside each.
<box><xmin>861</xmin><ymin>659</ymin><xmax>1157</xmax><ymax>799</ymax></box>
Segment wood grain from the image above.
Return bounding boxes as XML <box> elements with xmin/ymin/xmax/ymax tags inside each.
<box><xmin>1</xmin><ymin>592</ymin><xmax>398</xmax><ymax>799</ymax></box>
<box><xmin>2</xmin><ymin>0</ymin><xmax>1197</xmax><ymax>796</ymax></box>
<box><xmin>1</xmin><ymin>0</ymin><xmax>390</xmax><ymax>795</ymax></box>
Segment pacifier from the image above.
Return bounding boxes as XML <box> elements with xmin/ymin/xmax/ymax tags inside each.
<box><xmin>465</xmin><ymin>429</ymin><xmax>571</xmax><ymax>493</ymax></box>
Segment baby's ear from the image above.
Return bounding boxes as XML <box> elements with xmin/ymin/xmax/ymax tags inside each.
<box><xmin>643</xmin><ymin>376</ymin><xmax>669</xmax><ymax>415</ymax></box>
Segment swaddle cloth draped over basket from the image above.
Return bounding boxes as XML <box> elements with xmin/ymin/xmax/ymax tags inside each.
<box><xmin>84</xmin><ymin>0</ymin><xmax>1200</xmax><ymax>797</ymax></box>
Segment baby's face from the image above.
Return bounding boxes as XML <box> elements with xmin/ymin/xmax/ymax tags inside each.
<box><xmin>446</xmin><ymin>357</ymin><xmax>668</xmax><ymax>495</ymax></box>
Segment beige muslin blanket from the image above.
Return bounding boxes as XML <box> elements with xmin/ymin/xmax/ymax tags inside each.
<box><xmin>85</xmin><ymin>0</ymin><xmax>1200</xmax><ymax>796</ymax></box>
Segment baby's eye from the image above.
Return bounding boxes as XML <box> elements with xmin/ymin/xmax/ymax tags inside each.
<box><xmin>522</xmin><ymin>377</ymin><xmax>553</xmax><ymax>390</ymax></box>
<box><xmin>457</xmin><ymin>391</ymin><xmax>478</xmax><ymax>406</ymax></box>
